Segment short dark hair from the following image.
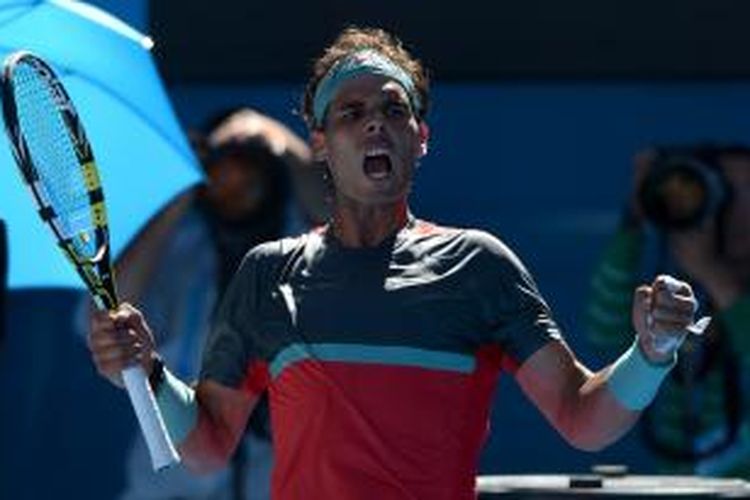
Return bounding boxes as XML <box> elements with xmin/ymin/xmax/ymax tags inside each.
<box><xmin>301</xmin><ymin>27</ymin><xmax>430</xmax><ymax>129</ymax></box>
<box><xmin>192</xmin><ymin>108</ymin><xmax>288</xmax><ymax>173</ymax></box>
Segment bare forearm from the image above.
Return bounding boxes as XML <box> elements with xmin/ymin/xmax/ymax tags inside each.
<box><xmin>561</xmin><ymin>367</ymin><xmax>640</xmax><ymax>451</ymax></box>
<box><xmin>517</xmin><ymin>340</ymin><xmax>668</xmax><ymax>452</ymax></box>
<box><xmin>567</xmin><ymin>274</ymin><xmax>696</xmax><ymax>449</ymax></box>
<box><xmin>179</xmin><ymin>407</ymin><xmax>239</xmax><ymax>474</ymax></box>
<box><xmin>564</xmin><ymin>335</ymin><xmax>676</xmax><ymax>450</ymax></box>
<box><xmin>155</xmin><ymin>375</ymin><xmax>256</xmax><ymax>474</ymax></box>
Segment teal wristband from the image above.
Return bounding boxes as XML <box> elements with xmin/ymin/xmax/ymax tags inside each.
<box><xmin>154</xmin><ymin>368</ymin><xmax>198</xmax><ymax>445</ymax></box>
<box><xmin>606</xmin><ymin>338</ymin><xmax>675</xmax><ymax>411</ymax></box>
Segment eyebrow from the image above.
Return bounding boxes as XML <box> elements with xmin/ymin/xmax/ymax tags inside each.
<box><xmin>332</xmin><ymin>99</ymin><xmax>364</xmax><ymax>111</ymax></box>
<box><xmin>337</xmin><ymin>91</ymin><xmax>407</xmax><ymax>106</ymax></box>
<box><xmin>331</xmin><ymin>84</ymin><xmax>411</xmax><ymax>116</ymax></box>
<box><xmin>382</xmin><ymin>88</ymin><xmax>409</xmax><ymax>102</ymax></box>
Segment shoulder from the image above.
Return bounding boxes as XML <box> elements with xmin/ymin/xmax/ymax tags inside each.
<box><xmin>245</xmin><ymin>227</ymin><xmax>324</xmax><ymax>260</ymax></box>
<box><xmin>236</xmin><ymin>230</ymin><xmax>316</xmax><ymax>279</ymax></box>
<box><xmin>459</xmin><ymin>229</ymin><xmax>535</xmax><ymax>288</ymax></box>
<box><xmin>413</xmin><ymin>220</ymin><xmax>524</xmax><ymax>266</ymax></box>
<box><xmin>245</xmin><ymin>234</ymin><xmax>306</xmax><ymax>260</ymax></box>
<box><xmin>406</xmin><ymin>220</ymin><xmax>534</xmax><ymax>286</ymax></box>
<box><xmin>460</xmin><ymin>228</ymin><xmax>516</xmax><ymax>256</ymax></box>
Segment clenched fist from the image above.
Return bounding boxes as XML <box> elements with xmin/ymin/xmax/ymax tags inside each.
<box><xmin>632</xmin><ymin>274</ymin><xmax>709</xmax><ymax>364</ymax></box>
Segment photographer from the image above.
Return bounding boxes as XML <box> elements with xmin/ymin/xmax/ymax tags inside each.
<box><xmin>586</xmin><ymin>145</ymin><xmax>750</xmax><ymax>476</ymax></box>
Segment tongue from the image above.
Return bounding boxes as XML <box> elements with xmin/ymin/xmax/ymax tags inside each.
<box><xmin>363</xmin><ymin>155</ymin><xmax>391</xmax><ymax>179</ymax></box>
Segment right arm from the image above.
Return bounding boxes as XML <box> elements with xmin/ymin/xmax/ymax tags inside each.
<box><xmin>87</xmin><ymin>304</ymin><xmax>260</xmax><ymax>473</ymax></box>
<box><xmin>180</xmin><ymin>379</ymin><xmax>259</xmax><ymax>472</ymax></box>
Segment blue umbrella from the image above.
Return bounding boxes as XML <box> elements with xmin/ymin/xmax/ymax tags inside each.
<box><xmin>0</xmin><ymin>0</ymin><xmax>201</xmax><ymax>288</ymax></box>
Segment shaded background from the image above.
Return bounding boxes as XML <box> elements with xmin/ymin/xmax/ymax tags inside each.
<box><xmin>3</xmin><ymin>1</ymin><xmax>750</xmax><ymax>498</ymax></box>
<box><xmin>152</xmin><ymin>0</ymin><xmax>750</xmax><ymax>82</ymax></box>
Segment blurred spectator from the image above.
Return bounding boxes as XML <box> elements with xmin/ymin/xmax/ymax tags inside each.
<box><xmin>114</xmin><ymin>108</ymin><xmax>312</xmax><ymax>500</ymax></box>
<box><xmin>585</xmin><ymin>144</ymin><xmax>750</xmax><ymax>477</ymax></box>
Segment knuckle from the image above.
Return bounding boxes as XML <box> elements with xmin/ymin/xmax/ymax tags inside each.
<box><xmin>121</xmin><ymin>302</ymin><xmax>141</xmax><ymax>317</ymax></box>
<box><xmin>635</xmin><ymin>285</ymin><xmax>651</xmax><ymax>301</ymax></box>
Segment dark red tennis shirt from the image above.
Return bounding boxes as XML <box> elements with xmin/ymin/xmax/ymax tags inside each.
<box><xmin>201</xmin><ymin>219</ymin><xmax>562</xmax><ymax>500</ymax></box>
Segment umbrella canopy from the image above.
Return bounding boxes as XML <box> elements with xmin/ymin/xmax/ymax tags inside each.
<box><xmin>0</xmin><ymin>0</ymin><xmax>201</xmax><ymax>288</ymax></box>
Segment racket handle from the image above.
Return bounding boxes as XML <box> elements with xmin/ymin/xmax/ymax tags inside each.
<box><xmin>121</xmin><ymin>365</ymin><xmax>180</xmax><ymax>470</ymax></box>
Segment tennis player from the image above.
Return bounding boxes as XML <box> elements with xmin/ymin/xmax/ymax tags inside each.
<box><xmin>88</xmin><ymin>27</ymin><xmax>699</xmax><ymax>500</ymax></box>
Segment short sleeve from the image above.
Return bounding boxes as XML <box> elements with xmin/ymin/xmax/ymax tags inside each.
<box><xmin>471</xmin><ymin>230</ymin><xmax>563</xmax><ymax>366</ymax></box>
<box><xmin>199</xmin><ymin>245</ymin><xmax>272</xmax><ymax>391</ymax></box>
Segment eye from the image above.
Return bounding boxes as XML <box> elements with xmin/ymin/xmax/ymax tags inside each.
<box><xmin>336</xmin><ymin>105</ymin><xmax>362</xmax><ymax>122</ymax></box>
<box><xmin>385</xmin><ymin>101</ymin><xmax>409</xmax><ymax>118</ymax></box>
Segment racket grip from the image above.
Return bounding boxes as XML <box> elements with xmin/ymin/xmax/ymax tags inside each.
<box><xmin>121</xmin><ymin>365</ymin><xmax>180</xmax><ymax>470</ymax></box>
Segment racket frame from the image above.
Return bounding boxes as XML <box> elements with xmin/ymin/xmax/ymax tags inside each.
<box><xmin>2</xmin><ymin>51</ymin><xmax>117</xmax><ymax>307</ymax></box>
<box><xmin>1</xmin><ymin>51</ymin><xmax>179</xmax><ymax>470</ymax></box>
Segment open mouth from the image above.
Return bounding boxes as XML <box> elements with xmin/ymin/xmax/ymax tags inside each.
<box><xmin>363</xmin><ymin>149</ymin><xmax>393</xmax><ymax>180</ymax></box>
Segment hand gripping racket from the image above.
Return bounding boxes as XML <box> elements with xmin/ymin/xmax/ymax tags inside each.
<box><xmin>1</xmin><ymin>51</ymin><xmax>179</xmax><ymax>470</ymax></box>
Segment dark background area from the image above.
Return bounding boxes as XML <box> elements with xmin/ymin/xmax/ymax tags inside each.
<box><xmin>151</xmin><ymin>0</ymin><xmax>750</xmax><ymax>82</ymax></box>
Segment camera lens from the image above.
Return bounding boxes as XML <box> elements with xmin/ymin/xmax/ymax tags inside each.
<box><xmin>640</xmin><ymin>155</ymin><xmax>726</xmax><ymax>231</ymax></box>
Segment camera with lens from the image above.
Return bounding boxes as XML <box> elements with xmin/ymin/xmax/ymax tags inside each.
<box><xmin>638</xmin><ymin>146</ymin><xmax>731</xmax><ymax>231</ymax></box>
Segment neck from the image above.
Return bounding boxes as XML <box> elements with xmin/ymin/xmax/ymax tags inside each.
<box><xmin>329</xmin><ymin>197</ymin><xmax>410</xmax><ymax>248</ymax></box>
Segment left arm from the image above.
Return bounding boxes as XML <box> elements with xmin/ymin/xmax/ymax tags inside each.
<box><xmin>516</xmin><ymin>274</ymin><xmax>697</xmax><ymax>451</ymax></box>
<box><xmin>516</xmin><ymin>340</ymin><xmax>636</xmax><ymax>451</ymax></box>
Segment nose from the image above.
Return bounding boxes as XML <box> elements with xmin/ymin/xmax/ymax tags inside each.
<box><xmin>363</xmin><ymin>110</ymin><xmax>384</xmax><ymax>135</ymax></box>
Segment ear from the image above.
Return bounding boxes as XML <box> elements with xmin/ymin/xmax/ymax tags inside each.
<box><xmin>417</xmin><ymin>121</ymin><xmax>430</xmax><ymax>157</ymax></box>
<box><xmin>310</xmin><ymin>130</ymin><xmax>327</xmax><ymax>162</ymax></box>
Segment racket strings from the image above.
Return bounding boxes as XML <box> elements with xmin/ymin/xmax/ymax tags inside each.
<box><xmin>13</xmin><ymin>62</ymin><xmax>98</xmax><ymax>258</ymax></box>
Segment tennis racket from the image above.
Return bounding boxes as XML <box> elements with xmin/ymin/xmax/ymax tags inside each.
<box><xmin>1</xmin><ymin>51</ymin><xmax>179</xmax><ymax>470</ymax></box>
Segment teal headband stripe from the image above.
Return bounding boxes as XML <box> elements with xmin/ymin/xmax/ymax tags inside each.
<box><xmin>312</xmin><ymin>49</ymin><xmax>422</xmax><ymax>126</ymax></box>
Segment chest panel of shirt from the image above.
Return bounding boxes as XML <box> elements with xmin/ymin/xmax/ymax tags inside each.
<box><xmin>253</xmin><ymin>232</ymin><xmax>492</xmax><ymax>361</ymax></box>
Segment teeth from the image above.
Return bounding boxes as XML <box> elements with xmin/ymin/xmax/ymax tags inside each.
<box><xmin>365</xmin><ymin>148</ymin><xmax>389</xmax><ymax>157</ymax></box>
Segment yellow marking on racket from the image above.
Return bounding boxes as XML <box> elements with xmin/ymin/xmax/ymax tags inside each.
<box><xmin>92</xmin><ymin>201</ymin><xmax>107</xmax><ymax>227</ymax></box>
<box><xmin>82</xmin><ymin>161</ymin><xmax>101</xmax><ymax>190</ymax></box>
<box><xmin>81</xmin><ymin>264</ymin><xmax>98</xmax><ymax>284</ymax></box>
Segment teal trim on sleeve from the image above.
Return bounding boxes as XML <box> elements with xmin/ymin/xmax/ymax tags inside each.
<box><xmin>607</xmin><ymin>338</ymin><xmax>675</xmax><ymax>411</ymax></box>
<box><xmin>155</xmin><ymin>369</ymin><xmax>198</xmax><ymax>445</ymax></box>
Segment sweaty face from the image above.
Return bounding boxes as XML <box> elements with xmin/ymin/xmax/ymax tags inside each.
<box><xmin>318</xmin><ymin>74</ymin><xmax>425</xmax><ymax>206</ymax></box>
